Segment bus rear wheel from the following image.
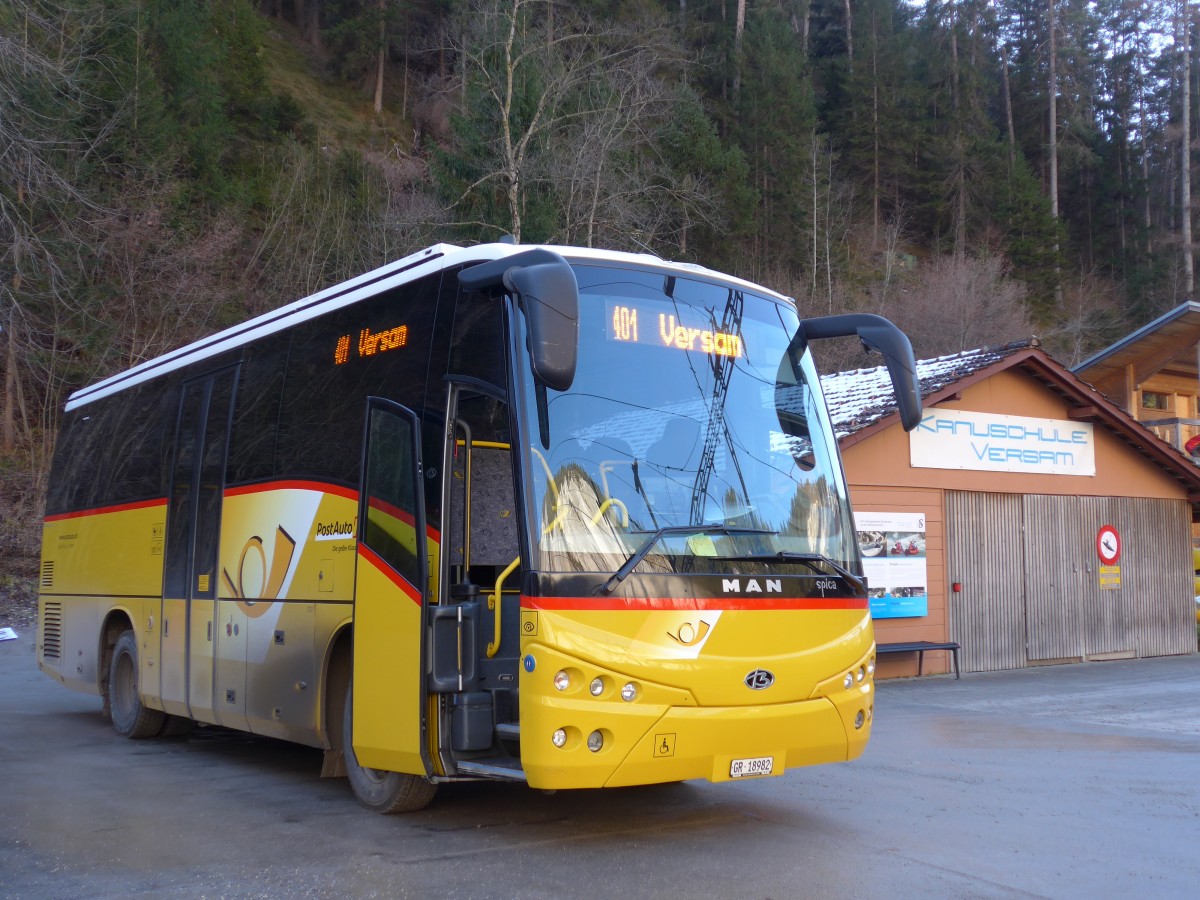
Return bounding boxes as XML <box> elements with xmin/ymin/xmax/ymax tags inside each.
<box><xmin>108</xmin><ymin>630</ymin><xmax>166</xmax><ymax>739</ymax></box>
<box><xmin>343</xmin><ymin>683</ymin><xmax>437</xmax><ymax>814</ymax></box>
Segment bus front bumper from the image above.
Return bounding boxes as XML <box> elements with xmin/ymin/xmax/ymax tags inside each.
<box><xmin>520</xmin><ymin>686</ymin><xmax>873</xmax><ymax>791</ymax></box>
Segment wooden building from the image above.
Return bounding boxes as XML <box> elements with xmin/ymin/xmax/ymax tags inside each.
<box><xmin>822</xmin><ymin>339</ymin><xmax>1200</xmax><ymax>678</ymax></box>
<box><xmin>1073</xmin><ymin>301</ymin><xmax>1200</xmax><ymax>455</ymax></box>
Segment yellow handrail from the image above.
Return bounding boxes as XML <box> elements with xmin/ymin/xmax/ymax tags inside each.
<box><xmin>592</xmin><ymin>497</ymin><xmax>629</xmax><ymax>527</ymax></box>
<box><xmin>530</xmin><ymin>446</ymin><xmax>560</xmax><ymax>503</ymax></box>
<box><xmin>487</xmin><ymin>556</ymin><xmax>522</xmax><ymax>658</ymax></box>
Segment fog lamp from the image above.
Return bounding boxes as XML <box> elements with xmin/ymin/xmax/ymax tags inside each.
<box><xmin>587</xmin><ymin>730</ymin><xmax>604</xmax><ymax>752</ymax></box>
<box><xmin>854</xmin><ymin>710</ymin><xmax>865</xmax><ymax>730</ymax></box>
<box><xmin>552</xmin><ymin>728</ymin><xmax>567</xmax><ymax>748</ymax></box>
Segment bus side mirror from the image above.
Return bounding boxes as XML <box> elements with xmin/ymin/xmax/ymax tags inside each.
<box><xmin>459</xmin><ymin>249</ymin><xmax>579</xmax><ymax>392</ymax></box>
<box><xmin>801</xmin><ymin>314</ymin><xmax>923</xmax><ymax>432</ymax></box>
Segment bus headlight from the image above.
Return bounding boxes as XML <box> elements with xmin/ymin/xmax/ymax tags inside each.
<box><xmin>854</xmin><ymin>710</ymin><xmax>865</xmax><ymax>730</ymax></box>
<box><xmin>553</xmin><ymin>670</ymin><xmax>570</xmax><ymax>692</ymax></box>
<box><xmin>843</xmin><ymin>673</ymin><xmax>854</xmax><ymax>690</ymax></box>
<box><xmin>589</xmin><ymin>677</ymin><xmax>605</xmax><ymax>697</ymax></box>
<box><xmin>552</xmin><ymin>728</ymin><xmax>568</xmax><ymax>748</ymax></box>
<box><xmin>856</xmin><ymin>665</ymin><xmax>865</xmax><ymax>682</ymax></box>
<box><xmin>620</xmin><ymin>682</ymin><xmax>638</xmax><ymax>702</ymax></box>
<box><xmin>587</xmin><ymin>730</ymin><xmax>604</xmax><ymax>752</ymax></box>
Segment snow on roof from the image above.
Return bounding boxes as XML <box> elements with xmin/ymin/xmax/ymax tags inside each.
<box><xmin>820</xmin><ymin>339</ymin><xmax>1038</xmax><ymax>440</ymax></box>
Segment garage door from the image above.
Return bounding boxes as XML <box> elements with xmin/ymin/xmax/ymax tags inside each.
<box><xmin>947</xmin><ymin>492</ymin><xmax>1192</xmax><ymax>673</ymax></box>
<box><xmin>945</xmin><ymin>491</ymin><xmax>1026</xmax><ymax>673</ymax></box>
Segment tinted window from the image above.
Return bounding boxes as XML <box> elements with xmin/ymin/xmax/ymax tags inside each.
<box><xmin>163</xmin><ymin>368</ymin><xmax>237</xmax><ymax>599</ymax></box>
<box><xmin>227</xmin><ymin>332</ymin><xmax>288</xmax><ymax>486</ymax></box>
<box><xmin>163</xmin><ymin>380</ymin><xmax>205</xmax><ymax>598</ymax></box>
<box><xmin>191</xmin><ymin>368</ymin><xmax>236</xmax><ymax>598</ymax></box>
<box><xmin>276</xmin><ymin>274</ymin><xmax>441</xmax><ymax>487</ymax></box>
<box><xmin>448</xmin><ymin>281</ymin><xmax>507</xmax><ymax>388</ymax></box>
<box><xmin>362</xmin><ymin>403</ymin><xmax>423</xmax><ymax>588</ymax></box>
<box><xmin>46</xmin><ymin>382</ymin><xmax>174</xmax><ymax>515</ymax></box>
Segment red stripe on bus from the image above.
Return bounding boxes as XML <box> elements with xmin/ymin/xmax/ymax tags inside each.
<box><xmin>226</xmin><ymin>481</ymin><xmax>441</xmax><ymax>541</ymax></box>
<box><xmin>521</xmin><ymin>596</ymin><xmax>869</xmax><ymax>612</ymax></box>
<box><xmin>45</xmin><ymin>497</ymin><xmax>167</xmax><ymax>523</ymax></box>
<box><xmin>368</xmin><ymin>496</ymin><xmax>415</xmax><ymax>526</ymax></box>
<box><xmin>225</xmin><ymin>480</ymin><xmax>359</xmax><ymax>501</ymax></box>
<box><xmin>357</xmin><ymin>544</ymin><xmax>423</xmax><ymax>606</ymax></box>
<box><xmin>365</xmin><ymin>496</ymin><xmax>441</xmax><ymax>544</ymax></box>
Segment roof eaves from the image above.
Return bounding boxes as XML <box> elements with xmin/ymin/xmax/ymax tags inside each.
<box><xmin>1071</xmin><ymin>301</ymin><xmax>1200</xmax><ymax>374</ymax></box>
<box><xmin>1015</xmin><ymin>355</ymin><xmax>1200</xmax><ymax>491</ymax></box>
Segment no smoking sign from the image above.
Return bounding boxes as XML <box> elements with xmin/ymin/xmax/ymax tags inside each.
<box><xmin>1096</xmin><ymin>524</ymin><xmax>1121</xmax><ymax>565</ymax></box>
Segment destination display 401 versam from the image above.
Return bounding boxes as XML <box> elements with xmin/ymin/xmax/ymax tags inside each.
<box><xmin>605</xmin><ymin>299</ymin><xmax>744</xmax><ymax>358</ymax></box>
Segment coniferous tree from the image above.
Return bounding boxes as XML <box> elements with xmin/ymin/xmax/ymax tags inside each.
<box><xmin>729</xmin><ymin>3</ymin><xmax>817</xmax><ymax>275</ymax></box>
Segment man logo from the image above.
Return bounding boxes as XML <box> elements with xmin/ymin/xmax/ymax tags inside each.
<box><xmin>744</xmin><ymin>669</ymin><xmax>774</xmax><ymax>690</ymax></box>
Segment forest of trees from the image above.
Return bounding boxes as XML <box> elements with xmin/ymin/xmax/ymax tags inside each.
<box><xmin>3</xmin><ymin>0</ymin><xmax>1200</xmax><ymax>569</ymax></box>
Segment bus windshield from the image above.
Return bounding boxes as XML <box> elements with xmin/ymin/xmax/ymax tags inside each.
<box><xmin>516</xmin><ymin>263</ymin><xmax>859</xmax><ymax>579</ymax></box>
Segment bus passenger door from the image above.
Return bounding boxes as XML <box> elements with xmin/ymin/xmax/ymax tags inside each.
<box><xmin>161</xmin><ymin>367</ymin><xmax>237</xmax><ymax>724</ymax></box>
<box><xmin>429</xmin><ymin>386</ymin><xmax>522</xmax><ymax>772</ymax></box>
<box><xmin>352</xmin><ymin>399</ymin><xmax>429</xmax><ymax>775</ymax></box>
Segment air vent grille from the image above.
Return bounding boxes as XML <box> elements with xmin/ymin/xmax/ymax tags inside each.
<box><xmin>42</xmin><ymin>601</ymin><xmax>63</xmax><ymax>660</ymax></box>
<box><xmin>40</xmin><ymin>560</ymin><xmax>55</xmax><ymax>589</ymax></box>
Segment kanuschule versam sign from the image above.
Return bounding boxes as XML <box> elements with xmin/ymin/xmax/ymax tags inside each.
<box><xmin>909</xmin><ymin>409</ymin><xmax>1096</xmax><ymax>476</ymax></box>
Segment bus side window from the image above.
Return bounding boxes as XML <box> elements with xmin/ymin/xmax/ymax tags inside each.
<box><xmin>362</xmin><ymin>405</ymin><xmax>423</xmax><ymax>589</ymax></box>
<box><xmin>277</xmin><ymin>276</ymin><xmax>440</xmax><ymax>491</ymax></box>
<box><xmin>227</xmin><ymin>333</ymin><xmax>287</xmax><ymax>486</ymax></box>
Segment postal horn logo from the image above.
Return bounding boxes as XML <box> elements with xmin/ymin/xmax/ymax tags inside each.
<box><xmin>667</xmin><ymin>619</ymin><xmax>711</xmax><ymax>647</ymax></box>
<box><xmin>221</xmin><ymin>525</ymin><xmax>296</xmax><ymax>618</ymax></box>
<box><xmin>744</xmin><ymin>668</ymin><xmax>775</xmax><ymax>690</ymax></box>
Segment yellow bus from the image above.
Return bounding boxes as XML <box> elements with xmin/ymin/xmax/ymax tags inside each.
<box><xmin>37</xmin><ymin>242</ymin><xmax>921</xmax><ymax>813</ymax></box>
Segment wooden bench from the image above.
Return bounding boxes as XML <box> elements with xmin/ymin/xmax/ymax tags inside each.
<box><xmin>877</xmin><ymin>641</ymin><xmax>961</xmax><ymax>679</ymax></box>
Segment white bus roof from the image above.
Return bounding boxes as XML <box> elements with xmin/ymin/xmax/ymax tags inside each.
<box><xmin>66</xmin><ymin>242</ymin><xmax>789</xmax><ymax>411</ymax></box>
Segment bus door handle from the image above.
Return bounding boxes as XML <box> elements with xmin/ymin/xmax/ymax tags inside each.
<box><xmin>488</xmin><ymin>557</ymin><xmax>521</xmax><ymax>658</ymax></box>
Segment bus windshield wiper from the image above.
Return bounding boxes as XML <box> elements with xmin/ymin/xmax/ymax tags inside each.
<box><xmin>598</xmin><ymin>525</ymin><xmax>772</xmax><ymax>595</ymax></box>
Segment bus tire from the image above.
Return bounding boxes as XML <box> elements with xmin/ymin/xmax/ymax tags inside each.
<box><xmin>108</xmin><ymin>630</ymin><xmax>166</xmax><ymax>739</ymax></box>
<box><xmin>343</xmin><ymin>683</ymin><xmax>437</xmax><ymax>814</ymax></box>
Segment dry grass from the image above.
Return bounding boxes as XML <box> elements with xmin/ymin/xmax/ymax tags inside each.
<box><xmin>259</xmin><ymin>21</ymin><xmax>413</xmax><ymax>156</ymax></box>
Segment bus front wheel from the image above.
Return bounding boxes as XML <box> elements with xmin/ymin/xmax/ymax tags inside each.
<box><xmin>108</xmin><ymin>630</ymin><xmax>166</xmax><ymax>739</ymax></box>
<box><xmin>343</xmin><ymin>683</ymin><xmax>437</xmax><ymax>814</ymax></box>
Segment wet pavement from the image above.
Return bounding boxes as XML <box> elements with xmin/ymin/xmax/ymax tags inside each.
<box><xmin>2</xmin><ymin>635</ymin><xmax>1198</xmax><ymax>898</ymax></box>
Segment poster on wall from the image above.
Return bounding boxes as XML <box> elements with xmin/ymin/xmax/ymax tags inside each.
<box><xmin>853</xmin><ymin>511</ymin><xmax>929</xmax><ymax>619</ymax></box>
